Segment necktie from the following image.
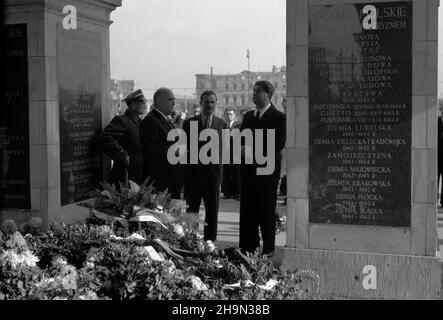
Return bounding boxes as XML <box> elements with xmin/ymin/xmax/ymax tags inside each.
<box><xmin>167</xmin><ymin>117</ymin><xmax>175</xmax><ymax>129</ymax></box>
<box><xmin>206</xmin><ymin>117</ymin><xmax>211</xmax><ymax>129</ymax></box>
<box><xmin>255</xmin><ymin>111</ymin><xmax>260</xmax><ymax>121</ymax></box>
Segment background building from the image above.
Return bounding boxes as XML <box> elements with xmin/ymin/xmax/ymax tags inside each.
<box><xmin>109</xmin><ymin>79</ymin><xmax>135</xmax><ymax>116</ymax></box>
<box><xmin>195</xmin><ymin>65</ymin><xmax>286</xmax><ymax>118</ymax></box>
<box><xmin>173</xmin><ymin>94</ymin><xmax>198</xmax><ymax>117</ymax></box>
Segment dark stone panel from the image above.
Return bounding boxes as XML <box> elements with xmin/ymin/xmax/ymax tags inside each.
<box><xmin>308</xmin><ymin>1</ymin><xmax>412</xmax><ymax>227</ymax></box>
<box><xmin>0</xmin><ymin>24</ymin><xmax>30</xmax><ymax>209</ymax></box>
<box><xmin>58</xmin><ymin>28</ymin><xmax>103</xmax><ymax>206</ymax></box>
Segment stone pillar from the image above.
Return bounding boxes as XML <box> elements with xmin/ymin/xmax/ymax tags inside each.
<box><xmin>284</xmin><ymin>0</ymin><xmax>441</xmax><ymax>299</ymax></box>
<box><xmin>1</xmin><ymin>0</ymin><xmax>121</xmax><ymax>226</ymax></box>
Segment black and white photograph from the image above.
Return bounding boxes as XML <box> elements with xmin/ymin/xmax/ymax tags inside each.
<box><xmin>1</xmin><ymin>0</ymin><xmax>443</xmax><ymax>309</ymax></box>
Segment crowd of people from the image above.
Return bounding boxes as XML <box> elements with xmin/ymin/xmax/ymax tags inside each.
<box><xmin>98</xmin><ymin>80</ymin><xmax>286</xmax><ymax>257</ymax></box>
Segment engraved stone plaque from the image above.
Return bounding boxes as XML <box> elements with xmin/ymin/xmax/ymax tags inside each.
<box><xmin>1</xmin><ymin>24</ymin><xmax>30</xmax><ymax>209</ymax></box>
<box><xmin>58</xmin><ymin>28</ymin><xmax>103</xmax><ymax>205</ymax></box>
<box><xmin>309</xmin><ymin>1</ymin><xmax>412</xmax><ymax>226</ymax></box>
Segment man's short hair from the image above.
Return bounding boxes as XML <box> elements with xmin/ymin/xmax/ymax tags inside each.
<box><xmin>200</xmin><ymin>90</ymin><xmax>217</xmax><ymax>102</ymax></box>
<box><xmin>254</xmin><ymin>80</ymin><xmax>275</xmax><ymax>99</ymax></box>
<box><xmin>224</xmin><ymin>107</ymin><xmax>234</xmax><ymax>114</ymax></box>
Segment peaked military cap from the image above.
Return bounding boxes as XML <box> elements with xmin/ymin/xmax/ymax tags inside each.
<box><xmin>123</xmin><ymin>89</ymin><xmax>146</xmax><ymax>104</ymax></box>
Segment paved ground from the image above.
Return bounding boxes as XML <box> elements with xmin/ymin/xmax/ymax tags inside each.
<box><xmin>195</xmin><ymin>196</ymin><xmax>287</xmax><ymax>265</ymax></box>
<box><xmin>214</xmin><ymin>197</ymin><xmax>287</xmax><ymax>246</ymax></box>
<box><xmin>196</xmin><ymin>198</ymin><xmax>443</xmax><ymax>263</ymax></box>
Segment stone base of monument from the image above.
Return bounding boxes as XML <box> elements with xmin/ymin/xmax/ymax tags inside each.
<box><xmin>282</xmin><ymin>247</ymin><xmax>441</xmax><ymax>299</ymax></box>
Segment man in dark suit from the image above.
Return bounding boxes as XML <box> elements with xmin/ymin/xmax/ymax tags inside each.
<box><xmin>98</xmin><ymin>89</ymin><xmax>146</xmax><ymax>185</ymax></box>
<box><xmin>140</xmin><ymin>88</ymin><xmax>184</xmax><ymax>199</ymax></box>
<box><xmin>182</xmin><ymin>90</ymin><xmax>228</xmax><ymax>242</ymax></box>
<box><xmin>221</xmin><ymin>107</ymin><xmax>241</xmax><ymax>200</ymax></box>
<box><xmin>239</xmin><ymin>80</ymin><xmax>286</xmax><ymax>257</ymax></box>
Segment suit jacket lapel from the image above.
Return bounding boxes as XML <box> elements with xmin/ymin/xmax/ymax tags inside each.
<box><xmin>151</xmin><ymin>109</ymin><xmax>172</xmax><ymax>133</ymax></box>
<box><xmin>261</xmin><ymin>104</ymin><xmax>276</xmax><ymax>122</ymax></box>
<box><xmin>198</xmin><ymin>114</ymin><xmax>204</xmax><ymax>131</ymax></box>
<box><xmin>210</xmin><ymin>116</ymin><xmax>216</xmax><ymax>129</ymax></box>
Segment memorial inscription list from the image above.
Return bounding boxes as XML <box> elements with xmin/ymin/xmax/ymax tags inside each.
<box><xmin>0</xmin><ymin>24</ymin><xmax>30</xmax><ymax>209</ymax></box>
<box><xmin>58</xmin><ymin>28</ymin><xmax>103</xmax><ymax>206</ymax></box>
<box><xmin>309</xmin><ymin>2</ymin><xmax>412</xmax><ymax>227</ymax></box>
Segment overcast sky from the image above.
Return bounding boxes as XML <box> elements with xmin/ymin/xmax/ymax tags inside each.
<box><xmin>110</xmin><ymin>1</ymin><xmax>443</xmax><ymax>97</ymax></box>
<box><xmin>110</xmin><ymin>0</ymin><xmax>285</xmax><ymax>98</ymax></box>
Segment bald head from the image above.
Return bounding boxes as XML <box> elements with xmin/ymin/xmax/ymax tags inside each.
<box><xmin>153</xmin><ymin>87</ymin><xmax>175</xmax><ymax>116</ymax></box>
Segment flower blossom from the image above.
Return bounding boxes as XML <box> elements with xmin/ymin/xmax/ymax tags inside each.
<box><xmin>78</xmin><ymin>291</ymin><xmax>99</xmax><ymax>300</ymax></box>
<box><xmin>196</xmin><ymin>241</ymin><xmax>205</xmax><ymax>252</ymax></box>
<box><xmin>172</xmin><ymin>224</ymin><xmax>185</xmax><ymax>238</ymax></box>
<box><xmin>190</xmin><ymin>276</ymin><xmax>208</xmax><ymax>291</ymax></box>
<box><xmin>213</xmin><ymin>259</ymin><xmax>223</xmax><ymax>269</ymax></box>
<box><xmin>1</xmin><ymin>249</ymin><xmax>39</xmax><ymax>268</ymax></box>
<box><xmin>205</xmin><ymin>240</ymin><xmax>216</xmax><ymax>252</ymax></box>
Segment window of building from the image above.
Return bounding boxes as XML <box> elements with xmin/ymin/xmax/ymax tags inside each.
<box><xmin>233</xmin><ymin>95</ymin><xmax>237</xmax><ymax>104</ymax></box>
<box><xmin>241</xmin><ymin>83</ymin><xmax>245</xmax><ymax>90</ymax></box>
<box><xmin>241</xmin><ymin>96</ymin><xmax>245</xmax><ymax>105</ymax></box>
<box><xmin>225</xmin><ymin>95</ymin><xmax>229</xmax><ymax>105</ymax></box>
<box><xmin>225</xmin><ymin>83</ymin><xmax>229</xmax><ymax>90</ymax></box>
<box><xmin>233</xmin><ymin>83</ymin><xmax>237</xmax><ymax>90</ymax></box>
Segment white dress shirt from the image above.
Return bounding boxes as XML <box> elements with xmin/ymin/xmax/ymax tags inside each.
<box><xmin>254</xmin><ymin>103</ymin><xmax>271</xmax><ymax>119</ymax></box>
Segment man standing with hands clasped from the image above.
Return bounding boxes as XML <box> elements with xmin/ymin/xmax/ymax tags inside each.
<box><xmin>239</xmin><ymin>81</ymin><xmax>286</xmax><ymax>257</ymax></box>
<box><xmin>182</xmin><ymin>91</ymin><xmax>228</xmax><ymax>242</ymax></box>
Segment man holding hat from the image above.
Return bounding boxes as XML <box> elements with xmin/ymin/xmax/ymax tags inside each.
<box><xmin>98</xmin><ymin>89</ymin><xmax>146</xmax><ymax>186</ymax></box>
<box><xmin>239</xmin><ymin>80</ymin><xmax>286</xmax><ymax>258</ymax></box>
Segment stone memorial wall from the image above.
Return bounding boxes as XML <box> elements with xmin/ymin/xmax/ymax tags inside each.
<box><xmin>1</xmin><ymin>0</ymin><xmax>121</xmax><ymax>226</ymax></box>
<box><xmin>309</xmin><ymin>2</ymin><xmax>412</xmax><ymax>227</ymax></box>
<box><xmin>284</xmin><ymin>0</ymin><xmax>441</xmax><ymax>299</ymax></box>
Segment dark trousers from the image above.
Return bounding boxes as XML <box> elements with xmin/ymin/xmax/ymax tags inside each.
<box><xmin>186</xmin><ymin>185</ymin><xmax>219</xmax><ymax>242</ymax></box>
<box><xmin>239</xmin><ymin>181</ymin><xmax>278</xmax><ymax>255</ymax></box>
<box><xmin>222</xmin><ymin>164</ymin><xmax>240</xmax><ymax>197</ymax></box>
